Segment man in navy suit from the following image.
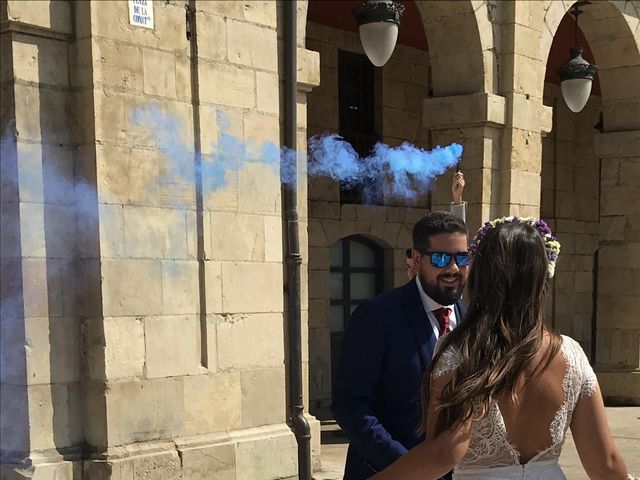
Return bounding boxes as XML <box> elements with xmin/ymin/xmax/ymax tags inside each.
<box><xmin>332</xmin><ymin>211</ymin><xmax>470</xmax><ymax>479</ymax></box>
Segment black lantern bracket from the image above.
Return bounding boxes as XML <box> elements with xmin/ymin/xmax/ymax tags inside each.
<box><xmin>353</xmin><ymin>0</ymin><xmax>405</xmax><ymax>26</ymax></box>
<box><xmin>556</xmin><ymin>0</ymin><xmax>598</xmax><ymax>81</ymax></box>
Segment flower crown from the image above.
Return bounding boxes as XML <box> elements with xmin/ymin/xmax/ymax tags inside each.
<box><xmin>469</xmin><ymin>217</ymin><xmax>561</xmax><ymax>278</ymax></box>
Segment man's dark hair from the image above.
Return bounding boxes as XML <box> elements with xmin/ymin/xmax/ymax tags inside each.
<box><xmin>405</xmin><ymin>248</ymin><xmax>413</xmax><ymax>259</ymax></box>
<box><xmin>412</xmin><ymin>211</ymin><xmax>467</xmax><ymax>251</ymax></box>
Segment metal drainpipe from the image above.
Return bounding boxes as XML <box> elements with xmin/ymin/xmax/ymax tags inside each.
<box><xmin>185</xmin><ymin>0</ymin><xmax>209</xmax><ymax>369</ymax></box>
<box><xmin>283</xmin><ymin>1</ymin><xmax>312</xmax><ymax>479</ymax></box>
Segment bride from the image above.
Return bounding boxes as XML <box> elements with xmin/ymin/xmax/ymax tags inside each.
<box><xmin>372</xmin><ymin>218</ymin><xmax>628</xmax><ymax>480</ymax></box>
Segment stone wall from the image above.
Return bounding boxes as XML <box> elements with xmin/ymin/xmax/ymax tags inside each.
<box><xmin>541</xmin><ymin>84</ymin><xmax>601</xmax><ymax>355</ymax></box>
<box><xmin>0</xmin><ymin>0</ymin><xmax>320</xmax><ymax>477</ymax></box>
<box><xmin>1</xmin><ymin>2</ymin><xmax>84</xmax><ymax>477</ymax></box>
<box><xmin>593</xmin><ymin>129</ymin><xmax>640</xmax><ymax>404</ymax></box>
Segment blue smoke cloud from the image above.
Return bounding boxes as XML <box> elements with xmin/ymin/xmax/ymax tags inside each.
<box><xmin>308</xmin><ymin>134</ymin><xmax>462</xmax><ymax>201</ymax></box>
<box><xmin>129</xmin><ymin>105</ymin><xmax>463</xmax><ymax>203</ymax></box>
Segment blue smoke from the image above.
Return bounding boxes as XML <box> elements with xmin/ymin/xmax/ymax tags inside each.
<box><xmin>129</xmin><ymin>105</ymin><xmax>463</xmax><ymax>203</ymax></box>
<box><xmin>308</xmin><ymin>134</ymin><xmax>462</xmax><ymax>201</ymax></box>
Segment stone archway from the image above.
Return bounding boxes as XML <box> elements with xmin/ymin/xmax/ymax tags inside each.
<box><xmin>415</xmin><ymin>0</ymin><xmax>495</xmax><ymax>96</ymax></box>
<box><xmin>416</xmin><ymin>1</ymin><xmax>499</xmax><ymax>231</ymax></box>
<box><xmin>540</xmin><ymin>0</ymin><xmax>640</xmax><ymax>404</ymax></box>
<box><xmin>541</xmin><ymin>0</ymin><xmax>640</xmax><ymax>130</ymax></box>
<box><xmin>302</xmin><ymin>0</ymin><xmax>491</xmax><ymax>416</ymax></box>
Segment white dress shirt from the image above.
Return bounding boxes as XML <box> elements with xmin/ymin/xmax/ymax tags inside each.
<box><xmin>415</xmin><ymin>275</ymin><xmax>458</xmax><ymax>340</ymax></box>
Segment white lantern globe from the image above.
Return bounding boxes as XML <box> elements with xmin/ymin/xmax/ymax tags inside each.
<box><xmin>359</xmin><ymin>22</ymin><xmax>399</xmax><ymax>67</ymax></box>
<box><xmin>560</xmin><ymin>77</ymin><xmax>593</xmax><ymax>113</ymax></box>
<box><xmin>353</xmin><ymin>0</ymin><xmax>405</xmax><ymax>68</ymax></box>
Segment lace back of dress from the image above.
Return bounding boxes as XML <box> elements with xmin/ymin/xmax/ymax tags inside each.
<box><xmin>431</xmin><ymin>335</ymin><xmax>598</xmax><ymax>471</ymax></box>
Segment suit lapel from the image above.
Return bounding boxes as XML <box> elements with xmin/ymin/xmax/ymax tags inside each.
<box><xmin>454</xmin><ymin>299</ymin><xmax>468</xmax><ymax>326</ymax></box>
<box><xmin>401</xmin><ymin>280</ymin><xmax>436</xmax><ymax>370</ymax></box>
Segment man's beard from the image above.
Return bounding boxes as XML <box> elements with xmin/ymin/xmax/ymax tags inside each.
<box><xmin>419</xmin><ymin>272</ymin><xmax>464</xmax><ymax>306</ymax></box>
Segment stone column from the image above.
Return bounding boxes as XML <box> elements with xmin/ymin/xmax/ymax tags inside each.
<box><xmin>1</xmin><ymin>1</ymin><xmax>84</xmax><ymax>478</ymax></box>
<box><xmin>593</xmin><ymin>130</ymin><xmax>640</xmax><ymax>404</ymax></box>
<box><xmin>423</xmin><ymin>93</ymin><xmax>506</xmax><ymax>233</ymax></box>
<box><xmin>494</xmin><ymin>1</ymin><xmax>553</xmax><ymax>220</ymax></box>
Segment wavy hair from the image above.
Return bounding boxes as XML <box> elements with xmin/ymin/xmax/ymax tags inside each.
<box><xmin>419</xmin><ymin>221</ymin><xmax>562</xmax><ymax>436</ymax></box>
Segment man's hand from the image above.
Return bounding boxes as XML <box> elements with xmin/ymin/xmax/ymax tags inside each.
<box><xmin>452</xmin><ymin>171</ymin><xmax>465</xmax><ymax>205</ymax></box>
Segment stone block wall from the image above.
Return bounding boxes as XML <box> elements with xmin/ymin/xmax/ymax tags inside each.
<box><xmin>541</xmin><ymin>85</ymin><xmax>601</xmax><ymax>355</ymax></box>
<box><xmin>541</xmin><ymin>84</ymin><xmax>640</xmax><ymax>404</ymax></box>
<box><xmin>1</xmin><ymin>0</ymin><xmax>84</xmax><ymax>473</ymax></box>
<box><xmin>84</xmin><ymin>1</ymin><xmax>301</xmax><ymax>476</ymax></box>
<box><xmin>593</xmin><ymin>129</ymin><xmax>640</xmax><ymax>404</ymax></box>
<box><xmin>1</xmin><ymin>0</ymin><xmax>322</xmax><ymax>477</ymax></box>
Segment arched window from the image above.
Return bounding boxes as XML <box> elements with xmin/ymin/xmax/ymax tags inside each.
<box><xmin>329</xmin><ymin>235</ymin><xmax>384</xmax><ymax>385</ymax></box>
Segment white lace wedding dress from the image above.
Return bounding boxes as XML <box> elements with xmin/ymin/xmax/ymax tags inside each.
<box><xmin>432</xmin><ymin>335</ymin><xmax>598</xmax><ymax>480</ymax></box>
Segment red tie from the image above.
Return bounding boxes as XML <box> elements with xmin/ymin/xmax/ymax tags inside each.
<box><xmin>433</xmin><ymin>307</ymin><xmax>452</xmax><ymax>336</ymax></box>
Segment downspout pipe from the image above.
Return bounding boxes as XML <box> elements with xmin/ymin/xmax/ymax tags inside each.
<box><xmin>283</xmin><ymin>1</ymin><xmax>312</xmax><ymax>479</ymax></box>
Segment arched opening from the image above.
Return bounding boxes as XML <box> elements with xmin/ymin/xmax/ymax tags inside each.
<box><xmin>305</xmin><ymin>0</ymin><xmax>432</xmax><ymax>418</ymax></box>
<box><xmin>541</xmin><ymin>13</ymin><xmax>601</xmax><ymax>358</ymax></box>
<box><xmin>306</xmin><ymin>0</ymin><xmax>431</xmax><ymax>206</ymax></box>
<box><xmin>541</xmin><ymin>1</ymin><xmax>640</xmax><ymax>404</ymax></box>
<box><xmin>329</xmin><ymin>235</ymin><xmax>385</xmax><ymax>391</ymax></box>
<box><xmin>304</xmin><ymin>0</ymin><xmax>491</xmax><ymax>420</ymax></box>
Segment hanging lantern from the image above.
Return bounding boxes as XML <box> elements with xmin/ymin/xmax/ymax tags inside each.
<box><xmin>353</xmin><ymin>0</ymin><xmax>405</xmax><ymax>67</ymax></box>
<box><xmin>556</xmin><ymin>1</ymin><xmax>598</xmax><ymax>113</ymax></box>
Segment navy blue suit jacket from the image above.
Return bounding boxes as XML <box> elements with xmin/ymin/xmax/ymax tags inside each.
<box><xmin>331</xmin><ymin>279</ymin><xmax>467</xmax><ymax>480</ymax></box>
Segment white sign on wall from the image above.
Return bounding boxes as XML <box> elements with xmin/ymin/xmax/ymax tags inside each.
<box><xmin>128</xmin><ymin>0</ymin><xmax>154</xmax><ymax>29</ymax></box>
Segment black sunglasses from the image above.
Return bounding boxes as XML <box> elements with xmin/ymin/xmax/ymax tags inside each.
<box><xmin>415</xmin><ymin>249</ymin><xmax>471</xmax><ymax>268</ymax></box>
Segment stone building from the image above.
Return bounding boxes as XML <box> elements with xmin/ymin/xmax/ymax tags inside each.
<box><xmin>0</xmin><ymin>1</ymin><xmax>638</xmax><ymax>479</ymax></box>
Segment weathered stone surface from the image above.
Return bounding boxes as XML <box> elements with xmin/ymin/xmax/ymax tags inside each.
<box><xmin>142</xmin><ymin>49</ymin><xmax>176</xmax><ymax>99</ymax></box>
<box><xmin>237</xmin><ymin>161</ymin><xmax>281</xmax><ymax>214</ymax></box>
<box><xmin>101</xmin><ymin>259</ymin><xmax>162</xmax><ymax>317</ymax></box>
<box><xmin>180</xmin><ymin>442</ymin><xmax>236</xmax><ymax>480</ymax></box>
<box><xmin>94</xmin><ymin>39</ymin><xmax>144</xmax><ymax>92</ymax></box>
<box><xmin>105</xmin><ymin>378</ymin><xmax>185</xmax><ymax>446</ymax></box>
<box><xmin>298</xmin><ymin>48</ymin><xmax>321</xmax><ymax>91</ymax></box>
<box><xmin>596</xmin><ymin>328</ymin><xmax>640</xmax><ymax>369</ymax></box>
<box><xmin>596</xmin><ymin>371</ymin><xmax>640</xmax><ymax>404</ymax></box>
<box><xmin>256</xmin><ymin>71</ymin><xmax>280</xmax><ymax>114</ymax></box>
<box><xmin>240</xmin><ymin>367</ymin><xmax>286</xmax><ymax>428</ymax></box>
<box><xmin>235</xmin><ymin>425</ymin><xmax>298</xmax><ymax>480</ymax></box>
<box><xmin>216</xmin><ymin>313</ymin><xmax>284</xmax><ymax>371</ymax></box>
<box><xmin>195</xmin><ymin>11</ymin><xmax>227</xmax><ymax>62</ymax></box>
<box><xmin>227</xmin><ymin>20</ymin><xmax>278</xmax><ymax>72</ymax></box>
<box><xmin>264</xmin><ymin>215</ymin><xmax>283</xmax><ymax>262</ymax></box>
<box><xmin>12</xmin><ymin>37</ymin><xmax>69</xmax><ymax>87</ymax></box>
<box><xmin>123</xmin><ymin>207</ymin><xmax>188</xmax><ymax>259</ymax></box>
<box><xmin>199</xmin><ymin>62</ymin><xmax>255</xmax><ymax>108</ymax></box>
<box><xmin>144</xmin><ymin>315</ymin><xmax>200</xmax><ymax>379</ymax></box>
<box><xmin>423</xmin><ymin>93</ymin><xmax>506</xmax><ymax>129</ymax></box>
<box><xmin>242</xmin><ymin>1</ymin><xmax>277</xmax><ymax>28</ymax></box>
<box><xmin>104</xmin><ymin>316</ymin><xmax>145</xmax><ymax>381</ymax></box>
<box><xmin>132</xmin><ymin>450</ymin><xmax>182</xmax><ymax>480</ymax></box>
<box><xmin>221</xmin><ymin>262</ymin><xmax>283</xmax><ymax>313</ymax></box>
<box><xmin>6</xmin><ymin>0</ymin><xmax>72</xmax><ymax>32</ymax></box>
<box><xmin>183</xmin><ymin>373</ymin><xmax>241</xmax><ymax>436</ymax></box>
<box><xmin>28</xmin><ymin>382</ymin><xmax>83</xmax><ymax>451</ymax></box>
<box><xmin>161</xmin><ymin>260</ymin><xmax>199</xmax><ymax>315</ymax></box>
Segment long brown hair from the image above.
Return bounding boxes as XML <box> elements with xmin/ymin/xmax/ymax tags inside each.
<box><xmin>419</xmin><ymin>221</ymin><xmax>562</xmax><ymax>436</ymax></box>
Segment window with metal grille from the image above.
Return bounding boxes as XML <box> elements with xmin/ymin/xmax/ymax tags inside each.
<box><xmin>329</xmin><ymin>235</ymin><xmax>384</xmax><ymax>386</ymax></box>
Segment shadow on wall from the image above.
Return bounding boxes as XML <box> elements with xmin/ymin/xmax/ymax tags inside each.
<box><xmin>0</xmin><ymin>119</ymin><xmax>30</xmax><ymax>465</ymax></box>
